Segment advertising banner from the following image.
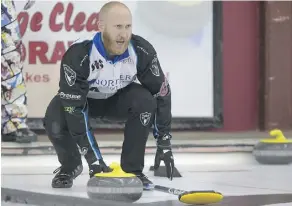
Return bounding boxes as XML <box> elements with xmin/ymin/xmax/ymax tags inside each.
<box><xmin>18</xmin><ymin>1</ymin><xmax>222</xmax><ymax>129</ymax></box>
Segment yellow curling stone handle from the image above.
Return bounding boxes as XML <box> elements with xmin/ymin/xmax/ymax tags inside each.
<box><xmin>260</xmin><ymin>129</ymin><xmax>292</xmax><ymax>143</ymax></box>
<box><xmin>94</xmin><ymin>162</ymin><xmax>136</xmax><ymax>178</ymax></box>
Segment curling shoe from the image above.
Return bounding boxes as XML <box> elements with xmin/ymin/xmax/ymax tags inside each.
<box><xmin>52</xmin><ymin>164</ymin><xmax>83</xmax><ymax>188</ymax></box>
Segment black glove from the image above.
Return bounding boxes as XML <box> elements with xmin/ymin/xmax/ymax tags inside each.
<box><xmin>89</xmin><ymin>159</ymin><xmax>112</xmax><ymax>177</ymax></box>
<box><xmin>154</xmin><ymin>134</ymin><xmax>175</xmax><ymax>180</ymax></box>
<box><xmin>98</xmin><ymin>159</ymin><xmax>112</xmax><ymax>172</ymax></box>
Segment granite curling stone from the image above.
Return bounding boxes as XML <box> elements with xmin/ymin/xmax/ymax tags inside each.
<box><xmin>253</xmin><ymin>129</ymin><xmax>292</xmax><ymax>165</ymax></box>
<box><xmin>87</xmin><ymin>162</ymin><xmax>143</xmax><ymax>203</ymax></box>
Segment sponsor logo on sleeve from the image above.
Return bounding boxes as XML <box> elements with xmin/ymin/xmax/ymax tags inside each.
<box><xmin>150</xmin><ymin>56</ymin><xmax>160</xmax><ymax>76</ymax></box>
<box><xmin>154</xmin><ymin>76</ymin><xmax>169</xmax><ymax>98</ymax></box>
<box><xmin>59</xmin><ymin>92</ymin><xmax>81</xmax><ymax>100</ymax></box>
<box><xmin>63</xmin><ymin>64</ymin><xmax>76</xmax><ymax>86</ymax></box>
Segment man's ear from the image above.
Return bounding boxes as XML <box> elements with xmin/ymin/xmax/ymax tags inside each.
<box><xmin>98</xmin><ymin>20</ymin><xmax>105</xmax><ymax>32</ymax></box>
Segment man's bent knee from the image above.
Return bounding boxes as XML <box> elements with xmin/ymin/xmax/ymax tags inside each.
<box><xmin>43</xmin><ymin>96</ymin><xmax>67</xmax><ymax>138</ymax></box>
<box><xmin>131</xmin><ymin>90</ymin><xmax>157</xmax><ymax>127</ymax></box>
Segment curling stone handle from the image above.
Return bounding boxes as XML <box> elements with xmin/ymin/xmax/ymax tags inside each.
<box><xmin>109</xmin><ymin>162</ymin><xmax>126</xmax><ymax>174</ymax></box>
<box><xmin>270</xmin><ymin>129</ymin><xmax>286</xmax><ymax>140</ymax></box>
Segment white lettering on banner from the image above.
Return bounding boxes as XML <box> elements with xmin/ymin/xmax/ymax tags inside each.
<box><xmin>21</xmin><ymin>1</ymin><xmax>214</xmax><ymax>118</ymax></box>
<box><xmin>59</xmin><ymin>92</ymin><xmax>81</xmax><ymax>100</ymax></box>
<box><xmin>63</xmin><ymin>64</ymin><xmax>76</xmax><ymax>86</ymax></box>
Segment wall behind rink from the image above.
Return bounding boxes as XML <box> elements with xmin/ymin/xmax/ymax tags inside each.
<box><xmin>260</xmin><ymin>1</ymin><xmax>292</xmax><ymax>130</ymax></box>
<box><xmin>19</xmin><ymin>1</ymin><xmax>276</xmax><ymax>131</ymax></box>
<box><xmin>221</xmin><ymin>1</ymin><xmax>260</xmax><ymax>131</ymax></box>
<box><xmin>222</xmin><ymin>1</ymin><xmax>292</xmax><ymax>131</ymax></box>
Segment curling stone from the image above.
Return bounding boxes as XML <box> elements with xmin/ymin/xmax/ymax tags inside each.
<box><xmin>253</xmin><ymin>129</ymin><xmax>292</xmax><ymax>165</ymax></box>
<box><xmin>87</xmin><ymin>162</ymin><xmax>143</xmax><ymax>203</ymax></box>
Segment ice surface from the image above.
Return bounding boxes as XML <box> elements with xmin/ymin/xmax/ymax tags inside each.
<box><xmin>2</xmin><ymin>153</ymin><xmax>292</xmax><ymax>206</ymax></box>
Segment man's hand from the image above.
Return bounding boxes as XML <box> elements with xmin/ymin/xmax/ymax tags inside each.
<box><xmin>99</xmin><ymin>159</ymin><xmax>112</xmax><ymax>172</ymax></box>
<box><xmin>154</xmin><ymin>134</ymin><xmax>175</xmax><ymax>180</ymax></box>
<box><xmin>89</xmin><ymin>159</ymin><xmax>112</xmax><ymax>178</ymax></box>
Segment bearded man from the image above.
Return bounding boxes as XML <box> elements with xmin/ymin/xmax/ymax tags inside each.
<box><xmin>43</xmin><ymin>1</ymin><xmax>175</xmax><ymax>190</ymax></box>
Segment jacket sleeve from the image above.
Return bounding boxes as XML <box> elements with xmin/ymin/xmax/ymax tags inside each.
<box><xmin>58</xmin><ymin>45</ymin><xmax>90</xmax><ymax>138</ymax></box>
<box><xmin>137</xmin><ymin>49</ymin><xmax>172</xmax><ymax>139</ymax></box>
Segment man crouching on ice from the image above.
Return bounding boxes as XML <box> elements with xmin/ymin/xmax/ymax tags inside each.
<box><xmin>43</xmin><ymin>1</ymin><xmax>175</xmax><ymax>190</ymax></box>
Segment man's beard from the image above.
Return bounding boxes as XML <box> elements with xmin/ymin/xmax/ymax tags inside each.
<box><xmin>102</xmin><ymin>30</ymin><xmax>130</xmax><ymax>56</ymax></box>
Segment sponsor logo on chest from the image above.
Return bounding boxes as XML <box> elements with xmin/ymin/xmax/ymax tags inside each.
<box><xmin>89</xmin><ymin>57</ymin><xmax>137</xmax><ymax>91</ymax></box>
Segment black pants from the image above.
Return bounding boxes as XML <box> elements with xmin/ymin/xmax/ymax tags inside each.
<box><xmin>43</xmin><ymin>83</ymin><xmax>157</xmax><ymax>173</ymax></box>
